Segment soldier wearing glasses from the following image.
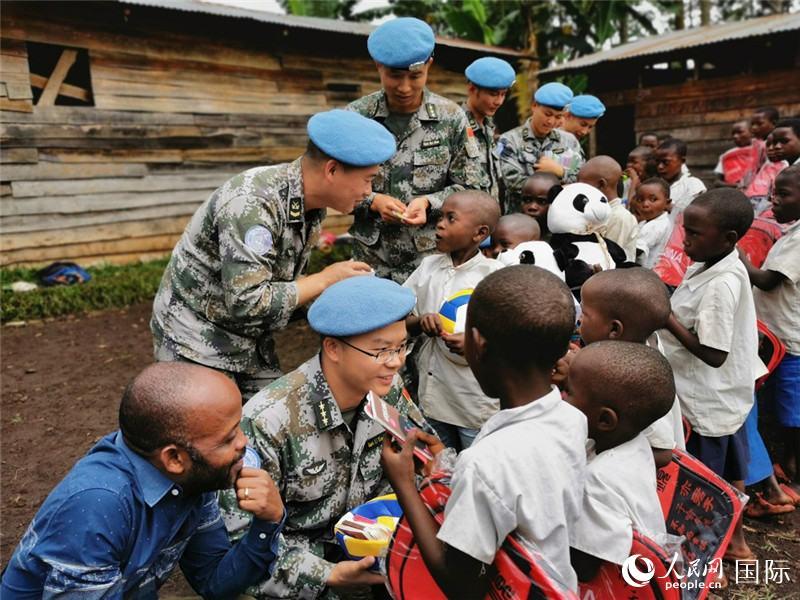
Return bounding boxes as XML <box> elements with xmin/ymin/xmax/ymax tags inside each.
<box><xmin>219</xmin><ymin>276</ymin><xmax>435</xmax><ymax>599</ymax></box>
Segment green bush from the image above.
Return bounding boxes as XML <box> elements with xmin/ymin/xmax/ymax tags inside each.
<box><xmin>0</xmin><ymin>243</ymin><xmax>353</xmax><ymax>323</ymax></box>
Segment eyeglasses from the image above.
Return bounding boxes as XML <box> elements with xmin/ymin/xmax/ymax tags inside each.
<box><xmin>338</xmin><ymin>338</ymin><xmax>411</xmax><ymax>364</ymax></box>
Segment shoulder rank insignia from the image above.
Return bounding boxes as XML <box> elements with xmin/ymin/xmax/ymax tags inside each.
<box><xmin>365</xmin><ymin>433</ymin><xmax>385</xmax><ymax>452</ymax></box>
<box><xmin>288</xmin><ymin>197</ymin><xmax>303</xmax><ymax>222</ymax></box>
<box><xmin>425</xmin><ymin>103</ymin><xmax>438</xmax><ymax>120</ymax></box>
<box><xmin>314</xmin><ymin>399</ymin><xmax>332</xmax><ymax>429</ymax></box>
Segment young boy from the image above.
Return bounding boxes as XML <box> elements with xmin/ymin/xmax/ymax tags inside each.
<box><xmin>519</xmin><ymin>171</ymin><xmax>560</xmax><ymax>239</ymax></box>
<box><xmin>749</xmin><ymin>106</ymin><xmax>780</xmax><ymax>173</ymax></box>
<box><xmin>403</xmin><ymin>191</ymin><xmax>502</xmax><ymax>450</ymax></box>
<box><xmin>579</xmin><ymin>268</ymin><xmax>684</xmax><ymax>466</ymax></box>
<box><xmin>384</xmin><ymin>265</ymin><xmax>587</xmax><ymax>596</ymax></box>
<box><xmin>745</xmin><ymin>132</ymin><xmax>788</xmax><ymax>211</ymax></box>
<box><xmin>623</xmin><ymin>145</ymin><xmax>657</xmax><ymax>206</ymax></box>
<box><xmin>578</xmin><ymin>155</ymin><xmax>639</xmax><ymax>261</ymax></box>
<box><xmin>634</xmin><ymin>177</ymin><xmax>673</xmax><ymax>269</ymax></box>
<box><xmin>639</xmin><ymin>132</ymin><xmax>659</xmax><ymax>149</ymax></box>
<box><xmin>567</xmin><ymin>341</ymin><xmax>675</xmax><ymax>580</ymax></box>
<box><xmin>655</xmin><ymin>138</ymin><xmax>706</xmax><ymax>223</ymax></box>
<box><xmin>750</xmin><ymin>106</ymin><xmax>779</xmax><ymax>143</ymax></box>
<box><xmin>714</xmin><ymin>120</ymin><xmax>758</xmax><ymax>188</ymax></box>
<box><xmin>661</xmin><ymin>188</ymin><xmax>767</xmax><ymax>561</ymax></box>
<box><xmin>487</xmin><ymin>213</ymin><xmax>540</xmax><ymax>259</ymax></box>
<box><xmin>772</xmin><ymin>118</ymin><xmax>800</xmax><ymax>166</ymax></box>
<box><xmin>742</xmin><ymin>165</ymin><xmax>800</xmax><ymax>497</ymax></box>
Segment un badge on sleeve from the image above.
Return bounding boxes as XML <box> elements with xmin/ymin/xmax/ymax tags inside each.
<box><xmin>244</xmin><ymin>225</ymin><xmax>273</xmax><ymax>255</ymax></box>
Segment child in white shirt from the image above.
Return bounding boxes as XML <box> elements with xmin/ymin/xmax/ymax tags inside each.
<box><xmin>403</xmin><ymin>191</ymin><xmax>502</xmax><ymax>450</ymax></box>
<box><xmin>567</xmin><ymin>341</ymin><xmax>674</xmax><ymax>580</ymax></box>
<box><xmin>578</xmin><ymin>155</ymin><xmax>639</xmax><ymax>262</ymax></box>
<box><xmin>384</xmin><ymin>265</ymin><xmax>587</xmax><ymax>596</ymax></box>
<box><xmin>578</xmin><ymin>267</ymin><xmax>684</xmax><ymax>467</ymax></box>
<box><xmin>742</xmin><ymin>165</ymin><xmax>800</xmax><ymax>499</ymax></box>
<box><xmin>661</xmin><ymin>188</ymin><xmax>767</xmax><ymax>562</ymax></box>
<box><xmin>655</xmin><ymin>138</ymin><xmax>706</xmax><ymax>223</ymax></box>
<box><xmin>634</xmin><ymin>177</ymin><xmax>673</xmax><ymax>269</ymax></box>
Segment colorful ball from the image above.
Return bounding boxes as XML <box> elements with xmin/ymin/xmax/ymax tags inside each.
<box><xmin>335</xmin><ymin>494</ymin><xmax>402</xmax><ymax>567</ymax></box>
<box><xmin>438</xmin><ymin>289</ymin><xmax>473</xmax><ymax>335</ymax></box>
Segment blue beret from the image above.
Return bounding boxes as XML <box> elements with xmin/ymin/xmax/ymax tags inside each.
<box><xmin>307</xmin><ymin>110</ymin><xmax>396</xmax><ymax>167</ymax></box>
<box><xmin>465</xmin><ymin>57</ymin><xmax>516</xmax><ymax>90</ymax></box>
<box><xmin>308</xmin><ymin>276</ymin><xmax>416</xmax><ymax>337</ymax></box>
<box><xmin>568</xmin><ymin>95</ymin><xmax>606</xmax><ymax>119</ymax></box>
<box><xmin>533</xmin><ymin>82</ymin><xmax>573</xmax><ymax>109</ymax></box>
<box><xmin>368</xmin><ymin>18</ymin><xmax>435</xmax><ymax>70</ymax></box>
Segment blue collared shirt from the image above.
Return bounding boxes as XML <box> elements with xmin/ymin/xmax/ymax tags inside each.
<box><xmin>1</xmin><ymin>431</ymin><xmax>284</xmax><ymax>599</ymax></box>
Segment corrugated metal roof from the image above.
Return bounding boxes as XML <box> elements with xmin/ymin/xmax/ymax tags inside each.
<box><xmin>540</xmin><ymin>11</ymin><xmax>800</xmax><ymax>74</ymax></box>
<box><xmin>118</xmin><ymin>0</ymin><xmax>527</xmax><ymax>57</ymax></box>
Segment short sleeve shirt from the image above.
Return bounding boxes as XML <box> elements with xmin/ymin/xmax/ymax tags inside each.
<box><xmin>571</xmin><ymin>434</ymin><xmax>666</xmax><ymax>565</ymax></box>
<box><xmin>636</xmin><ymin>212</ymin><xmax>672</xmax><ymax>270</ymax></box>
<box><xmin>436</xmin><ymin>388</ymin><xmax>587</xmax><ymax>592</ymax></box>
<box><xmin>660</xmin><ymin>251</ymin><xmax>767</xmax><ymax>435</ymax></box>
<box><xmin>600</xmin><ymin>198</ymin><xmax>639</xmax><ymax>262</ymax></box>
<box><xmin>403</xmin><ymin>252</ymin><xmax>503</xmax><ymax>428</ymax></box>
<box><xmin>754</xmin><ymin>220</ymin><xmax>800</xmax><ymax>353</ymax></box>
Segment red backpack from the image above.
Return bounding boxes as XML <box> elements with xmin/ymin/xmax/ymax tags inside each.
<box><xmin>386</xmin><ymin>473</ymin><xmax>578</xmax><ymax>600</ymax></box>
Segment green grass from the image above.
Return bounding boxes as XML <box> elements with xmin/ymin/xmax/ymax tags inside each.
<box><xmin>0</xmin><ymin>243</ymin><xmax>353</xmax><ymax>323</ymax></box>
<box><xmin>1</xmin><ymin>259</ymin><xmax>170</xmax><ymax>323</ymax></box>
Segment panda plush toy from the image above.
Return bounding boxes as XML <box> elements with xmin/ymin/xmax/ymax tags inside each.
<box><xmin>496</xmin><ymin>241</ymin><xmax>565</xmax><ymax>281</ymax></box>
<box><xmin>546</xmin><ymin>182</ymin><xmax>632</xmax><ymax>299</ymax></box>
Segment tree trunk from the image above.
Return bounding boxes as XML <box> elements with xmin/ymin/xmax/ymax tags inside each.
<box><xmin>700</xmin><ymin>0</ymin><xmax>711</xmax><ymax>25</ymax></box>
<box><xmin>620</xmin><ymin>11</ymin><xmax>629</xmax><ymax>44</ymax></box>
<box><xmin>675</xmin><ymin>0</ymin><xmax>685</xmax><ymax>30</ymax></box>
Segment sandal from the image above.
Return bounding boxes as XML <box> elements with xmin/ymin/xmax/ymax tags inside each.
<box><xmin>745</xmin><ymin>493</ymin><xmax>795</xmax><ymax>518</ymax></box>
<box><xmin>779</xmin><ymin>483</ymin><xmax>800</xmax><ymax>506</ymax></box>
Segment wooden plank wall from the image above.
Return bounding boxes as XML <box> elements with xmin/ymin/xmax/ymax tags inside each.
<box><xmin>0</xmin><ymin>8</ymin><xmax>469</xmax><ymax>267</ymax></box>
<box><xmin>603</xmin><ymin>68</ymin><xmax>800</xmax><ymax>184</ymax></box>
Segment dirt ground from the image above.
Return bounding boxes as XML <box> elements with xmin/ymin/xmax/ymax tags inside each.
<box><xmin>1</xmin><ymin>302</ymin><xmax>798</xmax><ymax>599</ymax></box>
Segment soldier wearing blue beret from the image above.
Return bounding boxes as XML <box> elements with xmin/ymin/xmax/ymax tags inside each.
<box><xmin>563</xmin><ymin>94</ymin><xmax>606</xmax><ymax>140</ymax></box>
<box><xmin>463</xmin><ymin>57</ymin><xmax>516</xmax><ymax>203</ymax></box>
<box><xmin>152</xmin><ymin>110</ymin><xmax>397</xmax><ymax>400</ymax></box>
<box><xmin>497</xmin><ymin>81</ymin><xmax>585</xmax><ymax>212</ymax></box>
<box><xmin>220</xmin><ymin>275</ymin><xmax>439</xmax><ymax>598</ymax></box>
<box><xmin>348</xmin><ymin>17</ymin><xmax>490</xmax><ymax>284</ymax></box>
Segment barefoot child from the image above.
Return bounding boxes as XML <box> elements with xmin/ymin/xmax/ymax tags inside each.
<box><xmin>403</xmin><ymin>191</ymin><xmax>502</xmax><ymax>450</ymax></box>
<box><xmin>567</xmin><ymin>341</ymin><xmax>675</xmax><ymax>581</ymax></box>
<box><xmin>384</xmin><ymin>265</ymin><xmax>587</xmax><ymax>596</ymax></box>
<box><xmin>634</xmin><ymin>177</ymin><xmax>673</xmax><ymax>268</ymax></box>
<box><xmin>742</xmin><ymin>165</ymin><xmax>800</xmax><ymax>502</ymax></box>
<box><xmin>661</xmin><ymin>188</ymin><xmax>767</xmax><ymax>563</ymax></box>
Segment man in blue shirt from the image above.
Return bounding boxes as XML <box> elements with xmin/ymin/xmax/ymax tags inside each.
<box><xmin>1</xmin><ymin>362</ymin><xmax>286</xmax><ymax>598</ymax></box>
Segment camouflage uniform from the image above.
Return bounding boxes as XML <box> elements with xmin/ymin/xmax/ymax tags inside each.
<box><xmin>219</xmin><ymin>354</ymin><xmax>429</xmax><ymax>599</ymax></box>
<box><xmin>151</xmin><ymin>158</ymin><xmax>323</xmax><ymax>399</ymax></box>
<box><xmin>462</xmin><ymin>103</ymin><xmax>503</xmax><ymax>203</ymax></box>
<box><xmin>347</xmin><ymin>89</ymin><xmax>488</xmax><ymax>283</ymax></box>
<box><xmin>497</xmin><ymin>118</ymin><xmax>584</xmax><ymax>213</ymax></box>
